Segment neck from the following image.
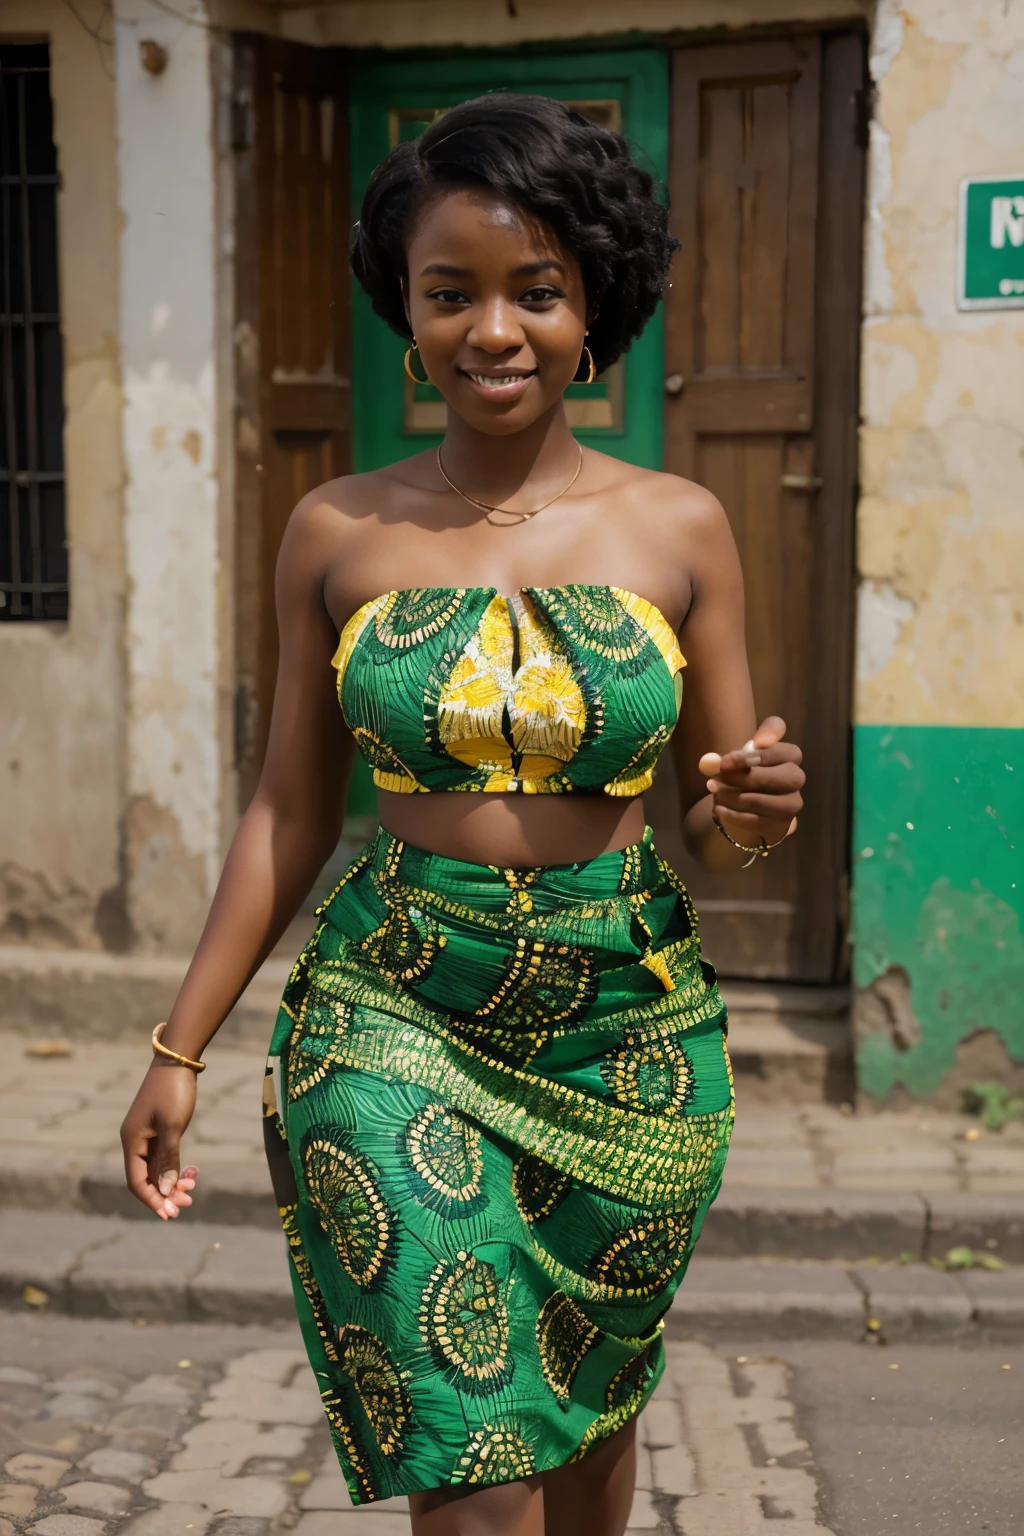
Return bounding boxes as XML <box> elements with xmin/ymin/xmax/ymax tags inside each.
<box><xmin>439</xmin><ymin>400</ymin><xmax>580</xmax><ymax>508</ymax></box>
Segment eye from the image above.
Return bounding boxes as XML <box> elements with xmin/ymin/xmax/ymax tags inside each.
<box><xmin>426</xmin><ymin>287</ymin><xmax>469</xmax><ymax>305</ymax></box>
<box><xmin>520</xmin><ymin>285</ymin><xmax>563</xmax><ymax>305</ymax></box>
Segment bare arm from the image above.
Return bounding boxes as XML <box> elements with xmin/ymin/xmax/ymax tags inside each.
<box><xmin>121</xmin><ymin>497</ymin><xmax>355</xmax><ymax>1216</ymax></box>
<box><xmin>671</xmin><ymin>488</ymin><xmax>804</xmax><ymax>872</ymax></box>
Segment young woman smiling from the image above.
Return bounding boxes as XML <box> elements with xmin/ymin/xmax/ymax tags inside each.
<box><xmin>121</xmin><ymin>94</ymin><xmax>804</xmax><ymax>1536</ymax></box>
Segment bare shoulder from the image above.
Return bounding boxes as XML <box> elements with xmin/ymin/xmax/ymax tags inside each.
<box><xmin>590</xmin><ymin>452</ymin><xmax>733</xmax><ymax>551</ymax></box>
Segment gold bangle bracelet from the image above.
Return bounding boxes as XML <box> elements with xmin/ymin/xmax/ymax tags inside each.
<box><xmin>713</xmin><ymin>813</ymin><xmax>792</xmax><ymax>869</ymax></box>
<box><xmin>151</xmin><ymin>1022</ymin><xmax>206</xmax><ymax>1073</ymax></box>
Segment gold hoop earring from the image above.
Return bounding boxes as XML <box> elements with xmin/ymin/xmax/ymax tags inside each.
<box><xmin>404</xmin><ymin>341</ymin><xmax>429</xmax><ymax>385</ymax></box>
<box><xmin>576</xmin><ymin>344</ymin><xmax>596</xmax><ymax>385</ymax></box>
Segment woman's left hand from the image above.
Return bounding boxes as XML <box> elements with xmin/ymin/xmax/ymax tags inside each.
<box><xmin>698</xmin><ymin>715</ymin><xmax>804</xmax><ymax>848</ymax></box>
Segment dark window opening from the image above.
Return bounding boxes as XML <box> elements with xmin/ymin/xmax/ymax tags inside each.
<box><xmin>0</xmin><ymin>42</ymin><xmax>67</xmax><ymax>622</ymax></box>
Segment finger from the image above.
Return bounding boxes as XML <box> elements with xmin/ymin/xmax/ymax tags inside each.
<box><xmin>752</xmin><ymin>715</ymin><xmax>787</xmax><ymax>749</ymax></box>
<box><xmin>712</xmin><ymin>786</ymin><xmax>803</xmax><ymax>820</ymax></box>
<box><xmin>708</xmin><ymin>763</ymin><xmax>806</xmax><ymax>795</ymax></box>
<box><xmin>719</xmin><ymin>743</ymin><xmax>803</xmax><ymax>775</ymax></box>
<box><xmin>148</xmin><ymin>1125</ymin><xmax>183</xmax><ymax>1202</ymax></box>
<box><xmin>122</xmin><ymin>1122</ymin><xmax>177</xmax><ymax>1219</ymax></box>
<box><xmin>698</xmin><ymin>751</ymin><xmax>722</xmax><ymax>776</ymax></box>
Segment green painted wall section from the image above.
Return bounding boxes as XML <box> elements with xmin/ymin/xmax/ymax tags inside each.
<box><xmin>852</xmin><ymin>725</ymin><xmax>1023</xmax><ymax>1098</ymax></box>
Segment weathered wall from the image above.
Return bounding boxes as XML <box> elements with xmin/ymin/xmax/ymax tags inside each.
<box><xmin>853</xmin><ymin>0</ymin><xmax>1024</xmax><ymax>1099</ymax></box>
<box><xmin>113</xmin><ymin>0</ymin><xmax>228</xmax><ymax>953</ymax></box>
<box><xmin>0</xmin><ymin>2</ymin><xmax>126</xmax><ymax>950</ymax></box>
<box><xmin>272</xmin><ymin>0</ymin><xmax>869</xmax><ymax>47</ymax></box>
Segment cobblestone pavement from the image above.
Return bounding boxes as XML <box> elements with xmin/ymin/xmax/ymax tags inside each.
<box><xmin>2</xmin><ymin>1034</ymin><xmax>1022</xmax><ymax>1214</ymax></box>
<box><xmin>0</xmin><ymin>1315</ymin><xmax>842</xmax><ymax>1536</ymax></box>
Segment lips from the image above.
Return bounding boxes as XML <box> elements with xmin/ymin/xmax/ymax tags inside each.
<box><xmin>459</xmin><ymin>368</ymin><xmax>537</xmax><ymax>403</ymax></box>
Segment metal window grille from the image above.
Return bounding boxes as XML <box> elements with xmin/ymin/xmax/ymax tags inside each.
<box><xmin>0</xmin><ymin>43</ymin><xmax>67</xmax><ymax>621</ymax></box>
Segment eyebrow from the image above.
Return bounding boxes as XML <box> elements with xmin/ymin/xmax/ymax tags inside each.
<box><xmin>419</xmin><ymin>259</ymin><xmax>568</xmax><ymax>279</ymax></box>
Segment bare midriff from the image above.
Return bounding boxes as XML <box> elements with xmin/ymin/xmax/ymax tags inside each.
<box><xmin>377</xmin><ymin>789</ymin><xmax>648</xmax><ymax>868</ymax></box>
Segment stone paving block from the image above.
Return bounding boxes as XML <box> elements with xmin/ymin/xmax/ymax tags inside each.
<box><xmin>199</xmin><ymin>1379</ymin><xmax>322</xmax><ymax>1427</ymax></box>
<box><xmin>0</xmin><ymin>1483</ymin><xmax>38</xmax><ymax>1518</ymax></box>
<box><xmin>626</xmin><ymin>1489</ymin><xmax>658</xmax><ymax>1528</ymax></box>
<box><xmin>32</xmin><ymin>1517</ymin><xmax>108</xmax><ymax>1536</ymax></box>
<box><xmin>71</xmin><ymin>1226</ymin><xmax>215</xmax><ymax>1322</ymax></box>
<box><xmin>142</xmin><ymin>1472</ymin><xmax>288</xmax><ymax>1519</ymax></box>
<box><xmin>222</xmin><ymin>1351</ymin><xmax>306</xmax><ymax>1386</ymax></box>
<box><xmin>0</xmin><ymin>1369</ymin><xmax>43</xmax><ymax>1387</ymax></box>
<box><xmin>119</xmin><ymin>1505</ymin><xmax>212</xmax><ymax>1536</ymax></box>
<box><xmin>927</xmin><ymin>1193</ymin><xmax>1024</xmax><ymax>1263</ymax></box>
<box><xmin>854</xmin><ymin>1263</ymin><xmax>972</xmax><ymax>1335</ymax></box>
<box><xmin>0</xmin><ymin>1211</ymin><xmax>123</xmax><ymax>1308</ymax></box>
<box><xmin>172</xmin><ymin>1421</ymin><xmax>310</xmax><ymax>1477</ymax></box>
<box><xmin>81</xmin><ymin>1450</ymin><xmax>152</xmax><ymax>1484</ymax></box>
<box><xmin>298</xmin><ymin>1477</ymin><xmax>350</xmax><ymax>1512</ymax></box>
<box><xmin>956</xmin><ymin>1266</ymin><xmax>1024</xmax><ymax>1328</ymax></box>
<box><xmin>188</xmin><ymin>1231</ymin><xmax>292</xmax><ymax>1322</ymax></box>
<box><xmin>294</xmin><ymin>1517</ymin><xmax>409</xmax><ymax>1536</ymax></box>
<box><xmin>121</xmin><ymin>1376</ymin><xmax>197</xmax><ymax>1409</ymax></box>
<box><xmin>15</xmin><ymin>1424</ymin><xmax>86</xmax><ymax>1458</ymax></box>
<box><xmin>700</xmin><ymin>1186</ymin><xmax>927</xmax><ymax>1260</ymax></box>
<box><xmin>45</xmin><ymin>1394</ymin><xmax>110</xmax><ymax>1426</ymax></box>
<box><xmin>670</xmin><ymin>1258</ymin><xmax>864</xmax><ymax>1337</ymax></box>
<box><xmin>0</xmin><ymin>1517</ymin><xmax>15</xmax><ymax>1536</ymax></box>
<box><xmin>57</xmin><ymin>1484</ymin><xmax>131</xmax><ymax>1518</ymax></box>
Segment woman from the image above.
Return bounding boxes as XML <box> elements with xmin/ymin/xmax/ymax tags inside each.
<box><xmin>121</xmin><ymin>94</ymin><xmax>804</xmax><ymax>1536</ymax></box>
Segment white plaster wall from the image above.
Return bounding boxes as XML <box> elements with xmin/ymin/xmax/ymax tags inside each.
<box><xmin>114</xmin><ymin>0</ymin><xmax>224</xmax><ymax>949</ymax></box>
<box><xmin>857</xmin><ymin>0</ymin><xmax>1024</xmax><ymax>728</ymax></box>
<box><xmin>0</xmin><ymin>3</ymin><xmax>126</xmax><ymax>950</ymax></box>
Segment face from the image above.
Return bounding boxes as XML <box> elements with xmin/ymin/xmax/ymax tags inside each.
<box><xmin>403</xmin><ymin>187</ymin><xmax>590</xmax><ymax>435</ymax></box>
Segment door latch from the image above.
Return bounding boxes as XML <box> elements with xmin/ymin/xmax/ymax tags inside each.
<box><xmin>664</xmin><ymin>373</ymin><xmax>685</xmax><ymax>397</ymax></box>
<box><xmin>780</xmin><ymin>473</ymin><xmax>824</xmax><ymax>491</ymax></box>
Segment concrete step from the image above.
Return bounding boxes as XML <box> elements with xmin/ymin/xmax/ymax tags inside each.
<box><xmin>0</xmin><ymin>951</ymin><xmax>853</xmax><ymax>1077</ymax></box>
<box><xmin>1</xmin><ymin>1208</ymin><xmax>1020</xmax><ymax>1336</ymax></box>
<box><xmin>720</xmin><ymin>980</ymin><xmax>854</xmax><ymax>1104</ymax></box>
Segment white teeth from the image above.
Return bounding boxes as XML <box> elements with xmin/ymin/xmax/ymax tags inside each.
<box><xmin>469</xmin><ymin>374</ymin><xmax>528</xmax><ymax>388</ymax></box>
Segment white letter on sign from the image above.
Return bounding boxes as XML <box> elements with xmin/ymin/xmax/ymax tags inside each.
<box><xmin>990</xmin><ymin>196</ymin><xmax>1024</xmax><ymax>248</ymax></box>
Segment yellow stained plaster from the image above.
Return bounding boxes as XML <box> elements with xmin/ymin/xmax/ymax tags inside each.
<box><xmin>859</xmin><ymin>2</ymin><xmax>1024</xmax><ymax>729</ymax></box>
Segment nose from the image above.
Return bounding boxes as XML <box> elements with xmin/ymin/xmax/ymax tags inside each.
<box><xmin>465</xmin><ymin>296</ymin><xmax>525</xmax><ymax>356</ymax></box>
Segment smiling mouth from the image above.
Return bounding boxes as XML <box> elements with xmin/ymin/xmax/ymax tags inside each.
<box><xmin>462</xmin><ymin>371</ymin><xmax>537</xmax><ymax>389</ymax></box>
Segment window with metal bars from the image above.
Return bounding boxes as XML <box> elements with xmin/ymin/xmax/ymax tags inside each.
<box><xmin>0</xmin><ymin>43</ymin><xmax>67</xmax><ymax>622</ymax></box>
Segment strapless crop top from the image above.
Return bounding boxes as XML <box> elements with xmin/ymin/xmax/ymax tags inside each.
<box><xmin>331</xmin><ymin>584</ymin><xmax>685</xmax><ymax>796</ymax></box>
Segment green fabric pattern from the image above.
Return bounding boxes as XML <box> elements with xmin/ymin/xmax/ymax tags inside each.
<box><xmin>331</xmin><ymin>585</ymin><xmax>686</xmax><ymax>798</ymax></box>
<box><xmin>265</xmin><ymin>826</ymin><xmax>733</xmax><ymax>1504</ymax></box>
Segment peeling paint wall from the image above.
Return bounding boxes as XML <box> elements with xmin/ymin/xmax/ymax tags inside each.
<box><xmin>114</xmin><ymin>0</ymin><xmax>224</xmax><ymax>951</ymax></box>
<box><xmin>0</xmin><ymin>3</ymin><xmax>126</xmax><ymax>950</ymax></box>
<box><xmin>853</xmin><ymin>1</ymin><xmax>1024</xmax><ymax>1099</ymax></box>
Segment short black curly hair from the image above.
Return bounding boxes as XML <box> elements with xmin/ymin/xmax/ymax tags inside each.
<box><xmin>350</xmin><ymin>92</ymin><xmax>678</xmax><ymax>375</ymax></box>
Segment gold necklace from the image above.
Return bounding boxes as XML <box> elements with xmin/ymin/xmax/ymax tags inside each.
<box><xmin>436</xmin><ymin>443</ymin><xmax>583</xmax><ymax>523</ymax></box>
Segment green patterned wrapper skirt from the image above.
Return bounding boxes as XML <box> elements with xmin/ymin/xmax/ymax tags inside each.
<box><xmin>263</xmin><ymin>825</ymin><xmax>733</xmax><ymax>1504</ymax></box>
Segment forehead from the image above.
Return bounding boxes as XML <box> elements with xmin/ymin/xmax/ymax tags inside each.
<box><xmin>406</xmin><ymin>186</ymin><xmax>576</xmax><ymax>274</ymax></box>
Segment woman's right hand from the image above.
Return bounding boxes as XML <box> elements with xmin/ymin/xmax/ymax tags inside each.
<box><xmin>120</xmin><ymin>1061</ymin><xmax>201</xmax><ymax>1220</ymax></box>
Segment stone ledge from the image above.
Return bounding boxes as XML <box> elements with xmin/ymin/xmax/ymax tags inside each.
<box><xmin>700</xmin><ymin>1185</ymin><xmax>928</xmax><ymax>1260</ymax></box>
<box><xmin>0</xmin><ymin>1210</ymin><xmax>292</xmax><ymax>1322</ymax></box>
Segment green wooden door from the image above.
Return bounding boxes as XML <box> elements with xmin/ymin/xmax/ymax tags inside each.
<box><xmin>350</xmin><ymin>49</ymin><xmax>669</xmax><ymax>475</ymax></box>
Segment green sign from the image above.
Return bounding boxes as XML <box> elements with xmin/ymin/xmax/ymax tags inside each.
<box><xmin>958</xmin><ymin>175</ymin><xmax>1024</xmax><ymax>310</ymax></box>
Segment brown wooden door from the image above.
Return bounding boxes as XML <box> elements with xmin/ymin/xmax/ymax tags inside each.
<box><xmin>233</xmin><ymin>36</ymin><xmax>351</xmax><ymax>805</ymax></box>
<box><xmin>650</xmin><ymin>31</ymin><xmax>866</xmax><ymax>983</ymax></box>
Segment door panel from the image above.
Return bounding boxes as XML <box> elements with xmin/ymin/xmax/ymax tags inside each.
<box><xmin>654</xmin><ymin>32</ymin><xmax>864</xmax><ymax>983</ymax></box>
<box><xmin>233</xmin><ymin>37</ymin><xmax>351</xmax><ymax>804</ymax></box>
